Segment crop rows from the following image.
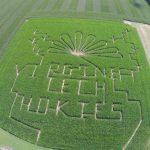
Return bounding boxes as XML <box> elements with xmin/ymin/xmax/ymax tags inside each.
<box><xmin>0</xmin><ymin>19</ymin><xmax>149</xmax><ymax>149</ymax></box>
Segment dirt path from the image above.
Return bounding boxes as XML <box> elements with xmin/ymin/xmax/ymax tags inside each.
<box><xmin>124</xmin><ymin>20</ymin><xmax>150</xmax><ymax>64</ymax></box>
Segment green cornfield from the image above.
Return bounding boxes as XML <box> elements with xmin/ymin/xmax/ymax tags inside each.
<box><xmin>0</xmin><ymin>19</ymin><xmax>150</xmax><ymax>150</ymax></box>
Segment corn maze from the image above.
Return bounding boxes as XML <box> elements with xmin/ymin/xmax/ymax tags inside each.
<box><xmin>0</xmin><ymin>19</ymin><xmax>150</xmax><ymax>150</ymax></box>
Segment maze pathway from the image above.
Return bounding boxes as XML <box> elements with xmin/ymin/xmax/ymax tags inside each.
<box><xmin>0</xmin><ymin>19</ymin><xmax>149</xmax><ymax>150</ymax></box>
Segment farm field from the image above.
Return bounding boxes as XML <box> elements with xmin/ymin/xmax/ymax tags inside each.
<box><xmin>0</xmin><ymin>18</ymin><xmax>150</xmax><ymax>150</ymax></box>
<box><xmin>0</xmin><ymin>1</ymin><xmax>150</xmax><ymax>150</ymax></box>
<box><xmin>1</xmin><ymin>0</ymin><xmax>150</xmax><ymax>56</ymax></box>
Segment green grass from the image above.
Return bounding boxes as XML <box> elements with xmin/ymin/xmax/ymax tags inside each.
<box><xmin>0</xmin><ymin>18</ymin><xmax>150</xmax><ymax>150</ymax></box>
<box><xmin>0</xmin><ymin>128</ymin><xmax>52</xmax><ymax>150</ymax></box>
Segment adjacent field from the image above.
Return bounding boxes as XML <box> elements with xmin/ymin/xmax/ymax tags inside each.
<box><xmin>0</xmin><ymin>19</ymin><xmax>150</xmax><ymax>150</ymax></box>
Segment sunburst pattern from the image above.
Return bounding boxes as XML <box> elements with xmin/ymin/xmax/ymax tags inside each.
<box><xmin>48</xmin><ymin>31</ymin><xmax>123</xmax><ymax>58</ymax></box>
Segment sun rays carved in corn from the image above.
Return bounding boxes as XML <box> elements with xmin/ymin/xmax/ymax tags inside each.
<box><xmin>48</xmin><ymin>31</ymin><xmax>123</xmax><ymax>58</ymax></box>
